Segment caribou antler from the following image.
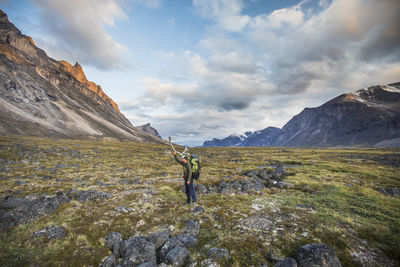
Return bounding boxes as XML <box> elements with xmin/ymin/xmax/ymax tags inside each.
<box><xmin>169</xmin><ymin>136</ymin><xmax>189</xmax><ymax>157</ymax></box>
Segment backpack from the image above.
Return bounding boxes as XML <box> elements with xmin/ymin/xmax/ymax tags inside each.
<box><xmin>190</xmin><ymin>154</ymin><xmax>201</xmax><ymax>179</ymax></box>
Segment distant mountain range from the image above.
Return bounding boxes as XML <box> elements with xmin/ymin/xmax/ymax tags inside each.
<box><xmin>203</xmin><ymin>83</ymin><xmax>400</xmax><ymax>147</ymax></box>
<box><xmin>0</xmin><ymin>10</ymin><xmax>162</xmax><ymax>142</ymax></box>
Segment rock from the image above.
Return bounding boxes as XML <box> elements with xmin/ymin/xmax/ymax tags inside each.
<box><xmin>207</xmin><ymin>248</ymin><xmax>229</xmax><ymax>259</ymax></box>
<box><xmin>182</xmin><ymin>219</ymin><xmax>200</xmax><ymax>236</ymax></box>
<box><xmin>122</xmin><ymin>237</ymin><xmax>156</xmax><ymax>266</ymax></box>
<box><xmin>176</xmin><ymin>234</ymin><xmax>198</xmax><ymax>248</ymax></box>
<box><xmin>118</xmin><ymin>178</ymin><xmax>140</xmax><ymax>185</ymax></box>
<box><xmin>99</xmin><ymin>254</ymin><xmax>116</xmax><ymax>267</ymax></box>
<box><xmin>105</xmin><ymin>232</ymin><xmax>123</xmax><ymax>258</ymax></box>
<box><xmin>114</xmin><ymin>206</ymin><xmax>133</xmax><ymax>213</ymax></box>
<box><xmin>0</xmin><ymin>195</ymin><xmax>26</xmax><ymax>209</ymax></box>
<box><xmin>195</xmin><ymin>183</ymin><xmax>208</xmax><ymax>194</ymax></box>
<box><xmin>267</xmin><ymin>248</ymin><xmax>283</xmax><ymax>263</ymax></box>
<box><xmin>69</xmin><ymin>190</ymin><xmax>112</xmax><ymax>202</ymax></box>
<box><xmin>14</xmin><ymin>180</ymin><xmax>28</xmax><ymax>185</ymax></box>
<box><xmin>0</xmin><ymin>191</ymin><xmax>69</xmax><ymax>230</ymax></box>
<box><xmin>276</xmin><ymin>166</ymin><xmax>288</xmax><ymax>176</ymax></box>
<box><xmin>239</xmin><ymin>215</ymin><xmax>273</xmax><ymax>232</ymax></box>
<box><xmin>164</xmin><ymin>245</ymin><xmax>190</xmax><ymax>267</ymax></box>
<box><xmin>137</xmin><ymin>261</ymin><xmax>156</xmax><ymax>267</ymax></box>
<box><xmin>274</xmin><ymin>257</ymin><xmax>297</xmax><ymax>267</ymax></box>
<box><xmin>296</xmin><ymin>243</ymin><xmax>341</xmax><ymax>267</ymax></box>
<box><xmin>275</xmin><ymin>181</ymin><xmax>293</xmax><ymax>189</ymax></box>
<box><xmin>193</xmin><ymin>206</ymin><xmax>205</xmax><ymax>213</ymax></box>
<box><xmin>386</xmin><ymin>188</ymin><xmax>400</xmax><ymax>198</ymax></box>
<box><xmin>200</xmin><ymin>259</ymin><xmax>220</xmax><ymax>267</ymax></box>
<box><xmin>147</xmin><ymin>230</ymin><xmax>170</xmax><ymax>250</ymax></box>
<box><xmin>31</xmin><ymin>225</ymin><xmax>66</xmax><ymax>240</ymax></box>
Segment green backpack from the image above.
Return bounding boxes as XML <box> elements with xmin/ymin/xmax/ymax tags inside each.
<box><xmin>190</xmin><ymin>154</ymin><xmax>201</xmax><ymax>179</ymax></box>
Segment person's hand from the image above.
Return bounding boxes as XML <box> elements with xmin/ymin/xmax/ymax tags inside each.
<box><xmin>173</xmin><ymin>151</ymin><xmax>176</xmax><ymax>155</ymax></box>
<box><xmin>186</xmin><ymin>180</ymin><xmax>190</xmax><ymax>185</ymax></box>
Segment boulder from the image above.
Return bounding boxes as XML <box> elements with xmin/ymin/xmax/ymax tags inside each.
<box><xmin>176</xmin><ymin>234</ymin><xmax>198</xmax><ymax>248</ymax></box>
<box><xmin>207</xmin><ymin>247</ymin><xmax>229</xmax><ymax>259</ymax></box>
<box><xmin>147</xmin><ymin>230</ymin><xmax>170</xmax><ymax>250</ymax></box>
<box><xmin>69</xmin><ymin>189</ymin><xmax>112</xmax><ymax>202</ymax></box>
<box><xmin>0</xmin><ymin>191</ymin><xmax>69</xmax><ymax>229</ymax></box>
<box><xmin>0</xmin><ymin>195</ymin><xmax>26</xmax><ymax>209</ymax></box>
<box><xmin>99</xmin><ymin>254</ymin><xmax>116</xmax><ymax>267</ymax></box>
<box><xmin>274</xmin><ymin>257</ymin><xmax>297</xmax><ymax>267</ymax></box>
<box><xmin>137</xmin><ymin>261</ymin><xmax>156</xmax><ymax>267</ymax></box>
<box><xmin>164</xmin><ymin>245</ymin><xmax>190</xmax><ymax>267</ymax></box>
<box><xmin>296</xmin><ymin>243</ymin><xmax>341</xmax><ymax>267</ymax></box>
<box><xmin>105</xmin><ymin>232</ymin><xmax>123</xmax><ymax>258</ymax></box>
<box><xmin>275</xmin><ymin>181</ymin><xmax>293</xmax><ymax>189</ymax></box>
<box><xmin>122</xmin><ymin>237</ymin><xmax>156</xmax><ymax>266</ymax></box>
<box><xmin>159</xmin><ymin>237</ymin><xmax>184</xmax><ymax>263</ymax></box>
<box><xmin>193</xmin><ymin>206</ymin><xmax>205</xmax><ymax>213</ymax></box>
<box><xmin>182</xmin><ymin>219</ymin><xmax>200</xmax><ymax>236</ymax></box>
<box><xmin>31</xmin><ymin>225</ymin><xmax>66</xmax><ymax>240</ymax></box>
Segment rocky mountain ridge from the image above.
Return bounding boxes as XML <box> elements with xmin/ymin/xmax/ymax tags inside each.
<box><xmin>203</xmin><ymin>83</ymin><xmax>400</xmax><ymax>147</ymax></box>
<box><xmin>135</xmin><ymin>123</ymin><xmax>162</xmax><ymax>139</ymax></box>
<box><xmin>0</xmin><ymin>10</ymin><xmax>162</xmax><ymax>143</ymax></box>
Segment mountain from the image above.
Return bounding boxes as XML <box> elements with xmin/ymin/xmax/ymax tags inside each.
<box><xmin>135</xmin><ymin>123</ymin><xmax>162</xmax><ymax>139</ymax></box>
<box><xmin>202</xmin><ymin>83</ymin><xmax>400</xmax><ymax>147</ymax></box>
<box><xmin>203</xmin><ymin>132</ymin><xmax>251</xmax><ymax>147</ymax></box>
<box><xmin>0</xmin><ymin>10</ymin><xmax>162</xmax><ymax>143</ymax></box>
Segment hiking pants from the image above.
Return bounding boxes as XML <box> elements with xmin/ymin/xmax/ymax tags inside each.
<box><xmin>185</xmin><ymin>179</ymin><xmax>196</xmax><ymax>204</ymax></box>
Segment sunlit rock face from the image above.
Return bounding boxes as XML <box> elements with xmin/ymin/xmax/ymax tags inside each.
<box><xmin>0</xmin><ymin>10</ymin><xmax>162</xmax><ymax>143</ymax></box>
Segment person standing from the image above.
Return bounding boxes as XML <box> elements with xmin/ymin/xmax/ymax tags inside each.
<box><xmin>173</xmin><ymin>151</ymin><xmax>196</xmax><ymax>205</ymax></box>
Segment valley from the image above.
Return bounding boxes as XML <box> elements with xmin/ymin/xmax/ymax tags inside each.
<box><xmin>0</xmin><ymin>136</ymin><xmax>399</xmax><ymax>266</ymax></box>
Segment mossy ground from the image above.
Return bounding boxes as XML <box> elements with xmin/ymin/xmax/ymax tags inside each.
<box><xmin>0</xmin><ymin>136</ymin><xmax>399</xmax><ymax>266</ymax></box>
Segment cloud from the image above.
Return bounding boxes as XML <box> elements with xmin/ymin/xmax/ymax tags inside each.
<box><xmin>31</xmin><ymin>0</ymin><xmax>128</xmax><ymax>70</ymax></box>
<box><xmin>130</xmin><ymin>0</ymin><xmax>163</xmax><ymax>9</ymax></box>
<box><xmin>193</xmin><ymin>0</ymin><xmax>250</xmax><ymax>32</ymax></box>
<box><xmin>142</xmin><ymin>0</ymin><xmax>400</xmax><ymax>145</ymax></box>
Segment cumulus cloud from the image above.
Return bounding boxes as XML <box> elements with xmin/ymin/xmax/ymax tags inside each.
<box><xmin>145</xmin><ymin>0</ymin><xmax>400</xmax><ymax>144</ymax></box>
<box><xmin>31</xmin><ymin>0</ymin><xmax>128</xmax><ymax>70</ymax></box>
<box><xmin>193</xmin><ymin>0</ymin><xmax>250</xmax><ymax>32</ymax></box>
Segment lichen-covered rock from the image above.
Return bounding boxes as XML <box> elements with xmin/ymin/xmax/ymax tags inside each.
<box><xmin>182</xmin><ymin>219</ymin><xmax>200</xmax><ymax>236</ymax></box>
<box><xmin>136</xmin><ymin>261</ymin><xmax>156</xmax><ymax>267</ymax></box>
<box><xmin>114</xmin><ymin>206</ymin><xmax>133</xmax><ymax>213</ymax></box>
<box><xmin>0</xmin><ymin>191</ymin><xmax>69</xmax><ymax>229</ymax></box>
<box><xmin>274</xmin><ymin>257</ymin><xmax>297</xmax><ymax>267</ymax></box>
<box><xmin>146</xmin><ymin>230</ymin><xmax>170</xmax><ymax>250</ymax></box>
<box><xmin>207</xmin><ymin>247</ymin><xmax>230</xmax><ymax>259</ymax></box>
<box><xmin>105</xmin><ymin>232</ymin><xmax>123</xmax><ymax>258</ymax></box>
<box><xmin>99</xmin><ymin>254</ymin><xmax>116</xmax><ymax>267</ymax></box>
<box><xmin>164</xmin><ymin>245</ymin><xmax>190</xmax><ymax>267</ymax></box>
<box><xmin>193</xmin><ymin>206</ymin><xmax>205</xmax><ymax>213</ymax></box>
<box><xmin>69</xmin><ymin>189</ymin><xmax>112</xmax><ymax>202</ymax></box>
<box><xmin>296</xmin><ymin>243</ymin><xmax>341</xmax><ymax>267</ymax></box>
<box><xmin>122</xmin><ymin>237</ymin><xmax>156</xmax><ymax>266</ymax></box>
<box><xmin>32</xmin><ymin>225</ymin><xmax>66</xmax><ymax>240</ymax></box>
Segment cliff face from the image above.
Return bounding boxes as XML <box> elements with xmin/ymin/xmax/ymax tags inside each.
<box><xmin>135</xmin><ymin>123</ymin><xmax>162</xmax><ymax>139</ymax></box>
<box><xmin>58</xmin><ymin>60</ymin><xmax>121</xmax><ymax>114</ymax></box>
<box><xmin>0</xmin><ymin>10</ymin><xmax>162</xmax><ymax>142</ymax></box>
<box><xmin>203</xmin><ymin>83</ymin><xmax>400</xmax><ymax>147</ymax></box>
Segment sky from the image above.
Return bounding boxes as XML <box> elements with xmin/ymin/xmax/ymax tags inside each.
<box><xmin>2</xmin><ymin>0</ymin><xmax>400</xmax><ymax>146</ymax></box>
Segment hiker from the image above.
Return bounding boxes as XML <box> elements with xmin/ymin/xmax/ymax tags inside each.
<box><xmin>173</xmin><ymin>151</ymin><xmax>196</xmax><ymax>205</ymax></box>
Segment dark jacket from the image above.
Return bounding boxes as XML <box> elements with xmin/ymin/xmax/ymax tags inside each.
<box><xmin>174</xmin><ymin>154</ymin><xmax>192</xmax><ymax>180</ymax></box>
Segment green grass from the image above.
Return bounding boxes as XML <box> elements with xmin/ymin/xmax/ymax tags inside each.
<box><xmin>0</xmin><ymin>135</ymin><xmax>399</xmax><ymax>266</ymax></box>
